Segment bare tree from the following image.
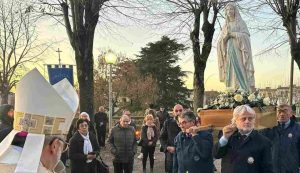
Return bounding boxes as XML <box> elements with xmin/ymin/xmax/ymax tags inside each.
<box><xmin>0</xmin><ymin>0</ymin><xmax>47</xmax><ymax>104</ymax></box>
<box><xmin>263</xmin><ymin>0</ymin><xmax>300</xmax><ymax>69</ymax></box>
<box><xmin>32</xmin><ymin>0</ymin><xmax>146</xmax><ymax>118</ymax></box>
<box><xmin>152</xmin><ymin>0</ymin><xmax>233</xmax><ymax>110</ymax></box>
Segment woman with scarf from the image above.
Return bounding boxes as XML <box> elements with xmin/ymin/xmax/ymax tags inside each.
<box><xmin>140</xmin><ymin>114</ymin><xmax>158</xmax><ymax>173</ymax></box>
<box><xmin>69</xmin><ymin>118</ymin><xmax>100</xmax><ymax>173</ymax></box>
<box><xmin>0</xmin><ymin>104</ymin><xmax>14</xmax><ymax>142</ymax></box>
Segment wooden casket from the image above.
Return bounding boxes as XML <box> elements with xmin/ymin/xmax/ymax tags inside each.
<box><xmin>199</xmin><ymin>106</ymin><xmax>277</xmax><ymax>130</ymax></box>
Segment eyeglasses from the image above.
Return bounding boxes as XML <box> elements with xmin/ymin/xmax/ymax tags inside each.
<box><xmin>238</xmin><ymin>116</ymin><xmax>255</xmax><ymax>122</ymax></box>
<box><xmin>175</xmin><ymin>109</ymin><xmax>183</xmax><ymax>113</ymax></box>
<box><xmin>178</xmin><ymin>120</ymin><xmax>188</xmax><ymax>126</ymax></box>
<box><xmin>49</xmin><ymin>137</ymin><xmax>69</xmax><ymax>153</ymax></box>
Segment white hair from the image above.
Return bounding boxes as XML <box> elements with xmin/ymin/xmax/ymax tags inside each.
<box><xmin>79</xmin><ymin>112</ymin><xmax>90</xmax><ymax>121</ymax></box>
<box><xmin>231</xmin><ymin>105</ymin><xmax>256</xmax><ymax>124</ymax></box>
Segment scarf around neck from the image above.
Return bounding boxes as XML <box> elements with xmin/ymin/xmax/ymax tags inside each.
<box><xmin>80</xmin><ymin>132</ymin><xmax>93</xmax><ymax>163</ymax></box>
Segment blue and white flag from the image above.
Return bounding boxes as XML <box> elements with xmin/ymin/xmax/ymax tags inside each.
<box><xmin>47</xmin><ymin>64</ymin><xmax>74</xmax><ymax>86</ymax></box>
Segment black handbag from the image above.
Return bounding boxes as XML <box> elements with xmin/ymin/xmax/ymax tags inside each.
<box><xmin>96</xmin><ymin>156</ymin><xmax>109</xmax><ymax>173</ymax></box>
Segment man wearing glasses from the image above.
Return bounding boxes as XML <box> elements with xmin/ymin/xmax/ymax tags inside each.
<box><xmin>0</xmin><ymin>69</ymin><xmax>79</xmax><ymax>173</ymax></box>
<box><xmin>159</xmin><ymin>104</ymin><xmax>182</xmax><ymax>173</ymax></box>
<box><xmin>260</xmin><ymin>104</ymin><xmax>300</xmax><ymax>173</ymax></box>
<box><xmin>173</xmin><ymin>111</ymin><xmax>213</xmax><ymax>173</ymax></box>
<box><xmin>213</xmin><ymin>105</ymin><xmax>273</xmax><ymax>173</ymax></box>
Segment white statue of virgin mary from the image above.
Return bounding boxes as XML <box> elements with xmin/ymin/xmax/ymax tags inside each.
<box><xmin>217</xmin><ymin>3</ymin><xmax>255</xmax><ymax>92</ymax></box>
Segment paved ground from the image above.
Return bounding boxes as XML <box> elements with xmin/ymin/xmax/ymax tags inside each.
<box><xmin>67</xmin><ymin>145</ymin><xmax>221</xmax><ymax>173</ymax></box>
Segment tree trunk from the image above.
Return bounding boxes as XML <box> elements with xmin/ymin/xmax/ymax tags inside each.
<box><xmin>60</xmin><ymin>1</ymin><xmax>101</xmax><ymax>120</ymax></box>
<box><xmin>74</xmin><ymin>45</ymin><xmax>94</xmax><ymax>120</ymax></box>
<box><xmin>0</xmin><ymin>91</ymin><xmax>8</xmax><ymax>104</ymax></box>
<box><xmin>192</xmin><ymin>8</ymin><xmax>216</xmax><ymax>111</ymax></box>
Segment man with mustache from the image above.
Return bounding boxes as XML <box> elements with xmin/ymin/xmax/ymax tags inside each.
<box><xmin>213</xmin><ymin>105</ymin><xmax>273</xmax><ymax>173</ymax></box>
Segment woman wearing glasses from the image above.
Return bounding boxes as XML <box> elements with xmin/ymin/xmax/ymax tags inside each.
<box><xmin>69</xmin><ymin>119</ymin><xmax>100</xmax><ymax>173</ymax></box>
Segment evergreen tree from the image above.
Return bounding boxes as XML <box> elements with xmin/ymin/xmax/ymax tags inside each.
<box><xmin>136</xmin><ymin>36</ymin><xmax>191</xmax><ymax>109</ymax></box>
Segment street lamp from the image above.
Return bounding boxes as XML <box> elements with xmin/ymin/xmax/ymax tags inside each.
<box><xmin>104</xmin><ymin>52</ymin><xmax>117</xmax><ymax>130</ymax></box>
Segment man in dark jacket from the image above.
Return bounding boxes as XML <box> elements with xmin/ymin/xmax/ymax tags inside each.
<box><xmin>160</xmin><ymin>104</ymin><xmax>182</xmax><ymax>173</ymax></box>
<box><xmin>173</xmin><ymin>111</ymin><xmax>213</xmax><ymax>173</ymax></box>
<box><xmin>213</xmin><ymin>105</ymin><xmax>273</xmax><ymax>173</ymax></box>
<box><xmin>0</xmin><ymin>104</ymin><xmax>14</xmax><ymax>142</ymax></box>
<box><xmin>109</xmin><ymin>114</ymin><xmax>137</xmax><ymax>173</ymax></box>
<box><xmin>94</xmin><ymin>106</ymin><xmax>108</xmax><ymax>147</ymax></box>
<box><xmin>156</xmin><ymin>106</ymin><xmax>170</xmax><ymax>130</ymax></box>
<box><xmin>260</xmin><ymin>104</ymin><xmax>300</xmax><ymax>173</ymax></box>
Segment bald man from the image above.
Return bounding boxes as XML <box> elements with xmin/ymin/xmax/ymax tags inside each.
<box><xmin>108</xmin><ymin>115</ymin><xmax>137</xmax><ymax>173</ymax></box>
<box><xmin>159</xmin><ymin>104</ymin><xmax>182</xmax><ymax>173</ymax></box>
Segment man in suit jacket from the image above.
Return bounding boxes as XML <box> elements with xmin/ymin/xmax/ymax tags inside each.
<box><xmin>213</xmin><ymin>105</ymin><xmax>273</xmax><ymax>173</ymax></box>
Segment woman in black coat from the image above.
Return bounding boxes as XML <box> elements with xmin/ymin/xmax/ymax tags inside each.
<box><xmin>69</xmin><ymin>119</ymin><xmax>100</xmax><ymax>173</ymax></box>
<box><xmin>140</xmin><ymin>114</ymin><xmax>158</xmax><ymax>173</ymax></box>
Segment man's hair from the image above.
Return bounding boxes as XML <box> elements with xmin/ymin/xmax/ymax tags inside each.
<box><xmin>43</xmin><ymin>135</ymin><xmax>65</xmax><ymax>148</ymax></box>
<box><xmin>277</xmin><ymin>104</ymin><xmax>292</xmax><ymax>111</ymax></box>
<box><xmin>76</xmin><ymin>118</ymin><xmax>89</xmax><ymax>129</ymax></box>
<box><xmin>231</xmin><ymin>105</ymin><xmax>256</xmax><ymax>124</ymax></box>
<box><xmin>180</xmin><ymin>111</ymin><xmax>196</xmax><ymax>123</ymax></box>
<box><xmin>99</xmin><ymin>106</ymin><xmax>105</xmax><ymax>112</ymax></box>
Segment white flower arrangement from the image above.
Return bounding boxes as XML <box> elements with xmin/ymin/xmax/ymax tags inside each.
<box><xmin>206</xmin><ymin>89</ymin><xmax>272</xmax><ymax>109</ymax></box>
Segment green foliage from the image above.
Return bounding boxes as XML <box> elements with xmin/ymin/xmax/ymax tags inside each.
<box><xmin>136</xmin><ymin>36</ymin><xmax>190</xmax><ymax>109</ymax></box>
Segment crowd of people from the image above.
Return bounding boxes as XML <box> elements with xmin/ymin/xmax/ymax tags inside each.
<box><xmin>0</xmin><ymin>102</ymin><xmax>300</xmax><ymax>173</ymax></box>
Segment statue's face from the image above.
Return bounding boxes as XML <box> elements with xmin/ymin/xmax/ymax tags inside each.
<box><xmin>226</xmin><ymin>5</ymin><xmax>235</xmax><ymax>20</ymax></box>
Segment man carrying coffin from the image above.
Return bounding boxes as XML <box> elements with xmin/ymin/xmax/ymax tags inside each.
<box><xmin>0</xmin><ymin>68</ymin><xmax>79</xmax><ymax>173</ymax></box>
<box><xmin>213</xmin><ymin>105</ymin><xmax>273</xmax><ymax>173</ymax></box>
<box><xmin>260</xmin><ymin>104</ymin><xmax>300</xmax><ymax>173</ymax></box>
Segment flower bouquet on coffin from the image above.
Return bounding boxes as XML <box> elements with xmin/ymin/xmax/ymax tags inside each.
<box><xmin>200</xmin><ymin>89</ymin><xmax>277</xmax><ymax>129</ymax></box>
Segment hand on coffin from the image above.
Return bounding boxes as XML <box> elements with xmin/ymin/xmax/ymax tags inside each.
<box><xmin>223</xmin><ymin>124</ymin><xmax>237</xmax><ymax>139</ymax></box>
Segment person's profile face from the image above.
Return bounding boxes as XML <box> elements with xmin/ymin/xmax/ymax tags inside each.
<box><xmin>178</xmin><ymin>117</ymin><xmax>194</xmax><ymax>132</ymax></box>
<box><xmin>7</xmin><ymin>108</ymin><xmax>14</xmax><ymax>118</ymax></box>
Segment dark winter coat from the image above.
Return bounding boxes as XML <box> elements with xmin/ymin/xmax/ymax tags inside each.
<box><xmin>260</xmin><ymin>119</ymin><xmax>300</xmax><ymax>173</ymax></box>
<box><xmin>140</xmin><ymin>125</ymin><xmax>158</xmax><ymax>147</ymax></box>
<box><xmin>159</xmin><ymin>118</ymin><xmax>181</xmax><ymax>152</ymax></box>
<box><xmin>213</xmin><ymin>130</ymin><xmax>273</xmax><ymax>173</ymax></box>
<box><xmin>108</xmin><ymin>124</ymin><xmax>137</xmax><ymax>163</ymax></box>
<box><xmin>94</xmin><ymin>111</ymin><xmax>108</xmax><ymax>129</ymax></box>
<box><xmin>0</xmin><ymin>104</ymin><xmax>14</xmax><ymax>142</ymax></box>
<box><xmin>69</xmin><ymin>131</ymin><xmax>100</xmax><ymax>173</ymax></box>
<box><xmin>156</xmin><ymin>110</ymin><xmax>170</xmax><ymax>129</ymax></box>
<box><xmin>173</xmin><ymin>131</ymin><xmax>214</xmax><ymax>173</ymax></box>
<box><xmin>159</xmin><ymin>117</ymin><xmax>181</xmax><ymax>172</ymax></box>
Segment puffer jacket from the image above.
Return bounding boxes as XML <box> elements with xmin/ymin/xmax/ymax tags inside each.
<box><xmin>108</xmin><ymin>124</ymin><xmax>137</xmax><ymax>163</ymax></box>
<box><xmin>260</xmin><ymin>119</ymin><xmax>300</xmax><ymax>173</ymax></box>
